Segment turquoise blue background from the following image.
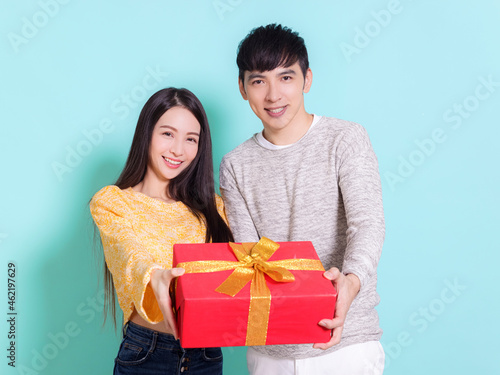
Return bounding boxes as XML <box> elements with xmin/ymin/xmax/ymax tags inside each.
<box><xmin>1</xmin><ymin>0</ymin><xmax>499</xmax><ymax>373</ymax></box>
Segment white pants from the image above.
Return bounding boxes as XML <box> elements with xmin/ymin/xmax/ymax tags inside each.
<box><xmin>247</xmin><ymin>341</ymin><xmax>385</xmax><ymax>375</ymax></box>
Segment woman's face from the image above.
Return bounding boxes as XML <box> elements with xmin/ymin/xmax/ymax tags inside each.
<box><xmin>147</xmin><ymin>106</ymin><xmax>201</xmax><ymax>184</ymax></box>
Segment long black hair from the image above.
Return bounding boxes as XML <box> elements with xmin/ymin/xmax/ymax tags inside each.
<box><xmin>102</xmin><ymin>87</ymin><xmax>233</xmax><ymax>326</ymax></box>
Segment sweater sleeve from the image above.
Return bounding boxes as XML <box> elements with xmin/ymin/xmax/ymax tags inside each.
<box><xmin>219</xmin><ymin>156</ymin><xmax>260</xmax><ymax>243</ymax></box>
<box><xmin>337</xmin><ymin>124</ymin><xmax>385</xmax><ymax>289</ymax></box>
<box><xmin>90</xmin><ymin>186</ymin><xmax>164</xmax><ymax>324</ymax></box>
<box><xmin>215</xmin><ymin>194</ymin><xmax>232</xmax><ymax>230</ymax></box>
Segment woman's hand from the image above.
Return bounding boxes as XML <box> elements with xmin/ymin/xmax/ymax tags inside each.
<box><xmin>149</xmin><ymin>267</ymin><xmax>185</xmax><ymax>339</ymax></box>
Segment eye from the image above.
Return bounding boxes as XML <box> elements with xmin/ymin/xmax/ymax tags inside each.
<box><xmin>163</xmin><ymin>131</ymin><xmax>173</xmax><ymax>137</ymax></box>
<box><xmin>187</xmin><ymin>137</ymin><xmax>198</xmax><ymax>144</ymax></box>
<box><xmin>252</xmin><ymin>79</ymin><xmax>264</xmax><ymax>85</ymax></box>
<box><xmin>282</xmin><ymin>75</ymin><xmax>292</xmax><ymax>81</ymax></box>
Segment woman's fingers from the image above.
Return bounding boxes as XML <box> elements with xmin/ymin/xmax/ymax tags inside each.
<box><xmin>159</xmin><ymin>268</ymin><xmax>185</xmax><ymax>339</ymax></box>
<box><xmin>170</xmin><ymin>267</ymin><xmax>185</xmax><ymax>278</ymax></box>
<box><xmin>162</xmin><ymin>298</ymin><xmax>178</xmax><ymax>339</ymax></box>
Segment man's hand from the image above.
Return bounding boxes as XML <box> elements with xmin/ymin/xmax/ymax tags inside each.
<box><xmin>313</xmin><ymin>268</ymin><xmax>360</xmax><ymax>350</ymax></box>
<box><xmin>150</xmin><ymin>267</ymin><xmax>185</xmax><ymax>339</ymax></box>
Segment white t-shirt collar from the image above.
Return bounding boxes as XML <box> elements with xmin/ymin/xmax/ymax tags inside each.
<box><xmin>256</xmin><ymin>114</ymin><xmax>322</xmax><ymax>150</ymax></box>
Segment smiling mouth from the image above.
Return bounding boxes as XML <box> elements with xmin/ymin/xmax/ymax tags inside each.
<box><xmin>163</xmin><ymin>156</ymin><xmax>182</xmax><ymax>166</ymax></box>
<box><xmin>267</xmin><ymin>106</ymin><xmax>286</xmax><ymax>113</ymax></box>
<box><xmin>265</xmin><ymin>106</ymin><xmax>287</xmax><ymax>117</ymax></box>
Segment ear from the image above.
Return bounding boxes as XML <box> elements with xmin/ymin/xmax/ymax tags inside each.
<box><xmin>238</xmin><ymin>78</ymin><xmax>248</xmax><ymax>100</ymax></box>
<box><xmin>303</xmin><ymin>68</ymin><xmax>313</xmax><ymax>94</ymax></box>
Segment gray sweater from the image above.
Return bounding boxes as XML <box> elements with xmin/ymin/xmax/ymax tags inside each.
<box><xmin>219</xmin><ymin>116</ymin><xmax>384</xmax><ymax>359</ymax></box>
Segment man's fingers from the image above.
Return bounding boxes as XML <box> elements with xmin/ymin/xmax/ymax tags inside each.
<box><xmin>312</xmin><ymin>326</ymin><xmax>343</xmax><ymax>350</ymax></box>
<box><xmin>318</xmin><ymin>317</ymin><xmax>343</xmax><ymax>330</ymax></box>
<box><xmin>323</xmin><ymin>267</ymin><xmax>340</xmax><ymax>281</ymax></box>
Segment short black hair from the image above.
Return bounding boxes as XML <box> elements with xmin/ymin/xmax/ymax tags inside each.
<box><xmin>237</xmin><ymin>24</ymin><xmax>309</xmax><ymax>82</ymax></box>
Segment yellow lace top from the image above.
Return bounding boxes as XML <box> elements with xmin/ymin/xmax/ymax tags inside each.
<box><xmin>90</xmin><ymin>185</ymin><xmax>226</xmax><ymax>325</ymax></box>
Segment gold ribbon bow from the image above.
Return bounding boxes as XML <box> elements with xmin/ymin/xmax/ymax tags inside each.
<box><xmin>177</xmin><ymin>237</ymin><xmax>324</xmax><ymax>345</ymax></box>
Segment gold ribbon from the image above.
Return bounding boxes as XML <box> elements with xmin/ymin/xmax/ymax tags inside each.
<box><xmin>177</xmin><ymin>237</ymin><xmax>324</xmax><ymax>345</ymax></box>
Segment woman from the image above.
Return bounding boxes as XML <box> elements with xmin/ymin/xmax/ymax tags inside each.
<box><xmin>90</xmin><ymin>88</ymin><xmax>233</xmax><ymax>374</ymax></box>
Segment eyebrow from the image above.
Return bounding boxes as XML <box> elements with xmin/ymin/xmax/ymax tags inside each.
<box><xmin>247</xmin><ymin>72</ymin><xmax>265</xmax><ymax>80</ymax></box>
<box><xmin>158</xmin><ymin>125</ymin><xmax>200</xmax><ymax>136</ymax></box>
<box><xmin>278</xmin><ymin>69</ymin><xmax>297</xmax><ymax>76</ymax></box>
<box><xmin>246</xmin><ymin>69</ymin><xmax>297</xmax><ymax>81</ymax></box>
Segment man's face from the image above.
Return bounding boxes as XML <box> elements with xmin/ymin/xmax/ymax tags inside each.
<box><xmin>239</xmin><ymin>62</ymin><xmax>312</xmax><ymax>142</ymax></box>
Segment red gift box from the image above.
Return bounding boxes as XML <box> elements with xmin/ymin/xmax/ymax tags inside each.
<box><xmin>172</xmin><ymin>239</ymin><xmax>337</xmax><ymax>348</ymax></box>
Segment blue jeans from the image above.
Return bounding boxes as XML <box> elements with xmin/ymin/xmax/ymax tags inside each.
<box><xmin>114</xmin><ymin>321</ymin><xmax>223</xmax><ymax>375</ymax></box>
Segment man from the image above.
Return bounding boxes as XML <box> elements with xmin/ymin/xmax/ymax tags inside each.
<box><xmin>219</xmin><ymin>24</ymin><xmax>385</xmax><ymax>374</ymax></box>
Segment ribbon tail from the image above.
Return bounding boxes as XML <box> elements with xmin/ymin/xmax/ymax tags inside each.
<box><xmin>215</xmin><ymin>267</ymin><xmax>254</xmax><ymax>297</ymax></box>
<box><xmin>245</xmin><ymin>272</ymin><xmax>271</xmax><ymax>346</ymax></box>
<box><xmin>263</xmin><ymin>266</ymin><xmax>295</xmax><ymax>283</ymax></box>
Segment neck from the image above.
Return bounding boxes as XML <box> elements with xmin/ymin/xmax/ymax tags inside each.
<box><xmin>263</xmin><ymin>111</ymin><xmax>313</xmax><ymax>146</ymax></box>
<box><xmin>133</xmin><ymin>173</ymin><xmax>173</xmax><ymax>203</ymax></box>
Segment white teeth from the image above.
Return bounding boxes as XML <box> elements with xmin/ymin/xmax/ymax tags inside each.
<box><xmin>163</xmin><ymin>157</ymin><xmax>181</xmax><ymax>165</ymax></box>
<box><xmin>268</xmin><ymin>107</ymin><xmax>285</xmax><ymax>113</ymax></box>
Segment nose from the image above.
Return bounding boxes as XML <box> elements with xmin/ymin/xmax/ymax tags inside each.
<box><xmin>169</xmin><ymin>138</ymin><xmax>183</xmax><ymax>156</ymax></box>
<box><xmin>265</xmin><ymin>81</ymin><xmax>281</xmax><ymax>103</ymax></box>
